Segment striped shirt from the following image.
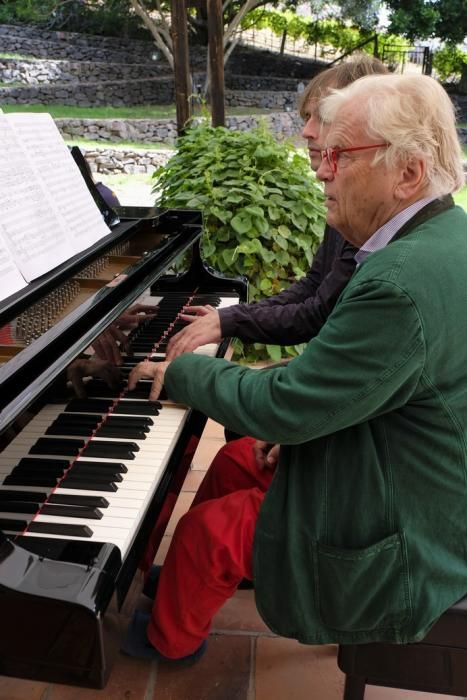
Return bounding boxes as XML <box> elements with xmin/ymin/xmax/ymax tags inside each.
<box><xmin>354</xmin><ymin>196</ymin><xmax>438</xmax><ymax>265</ymax></box>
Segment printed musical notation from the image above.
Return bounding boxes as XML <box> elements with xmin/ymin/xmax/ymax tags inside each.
<box><xmin>0</xmin><ymin>113</ymin><xmax>110</xmax><ymax>299</ymax></box>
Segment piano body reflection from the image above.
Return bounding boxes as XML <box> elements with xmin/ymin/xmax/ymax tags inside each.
<box><xmin>0</xmin><ymin>208</ymin><xmax>247</xmax><ymax>688</ymax></box>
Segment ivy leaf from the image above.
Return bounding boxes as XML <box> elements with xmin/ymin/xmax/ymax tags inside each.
<box><xmin>278</xmin><ymin>225</ymin><xmax>292</xmax><ymax>238</ymax></box>
<box><xmin>254</xmin><ymin>216</ymin><xmax>269</xmax><ymax>235</ymax></box>
<box><xmin>259</xmin><ymin>278</ymin><xmax>273</xmax><ymax>293</ymax></box>
<box><xmin>276</xmin><ymin>234</ymin><xmax>288</xmax><ymax>251</ymax></box>
<box><xmin>266</xmin><ymin>344</ymin><xmax>283</xmax><ymax>362</ymax></box>
<box><xmin>231</xmin><ymin>213</ymin><xmax>253</xmax><ymax>234</ymax></box>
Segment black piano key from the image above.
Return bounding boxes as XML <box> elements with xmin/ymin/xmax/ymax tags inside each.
<box><xmin>29</xmin><ymin>438</ymin><xmax>84</xmax><ymax>457</ymax></box>
<box><xmin>107</xmin><ymin>415</ymin><xmax>153</xmax><ymax>427</ymax></box>
<box><xmin>40</xmin><ymin>504</ymin><xmax>103</xmax><ymax>520</ymax></box>
<box><xmin>28</xmin><ymin>522</ymin><xmax>93</xmax><ymax>538</ymax></box>
<box><xmin>113</xmin><ymin>401</ymin><xmax>160</xmax><ymax>415</ymax></box>
<box><xmin>0</xmin><ymin>489</ymin><xmax>109</xmax><ymax>509</ymax></box>
<box><xmin>0</xmin><ymin>501</ymin><xmax>39</xmax><ymax>514</ymax></box>
<box><xmin>60</xmin><ymin>479</ymin><xmax>118</xmax><ymax>492</ymax></box>
<box><xmin>0</xmin><ymin>490</ymin><xmax>48</xmax><ymax>503</ymax></box>
<box><xmin>54</xmin><ymin>413</ymin><xmax>99</xmax><ymax>423</ymax></box>
<box><xmin>17</xmin><ymin>458</ymin><xmax>69</xmax><ymax>471</ymax></box>
<box><xmin>54</xmin><ymin>413</ymin><xmax>153</xmax><ymax>429</ymax></box>
<box><xmin>45</xmin><ymin>424</ymin><xmax>97</xmax><ymax>437</ymax></box>
<box><xmin>73</xmin><ymin>460</ymin><xmax>127</xmax><ymax>474</ymax></box>
<box><xmin>83</xmin><ymin>381</ymin><xmax>126</xmax><ymax>398</ymax></box>
<box><xmin>82</xmin><ymin>440</ymin><xmax>138</xmax><ymax>459</ymax></box>
<box><xmin>0</xmin><ymin>518</ymin><xmax>27</xmax><ymax>531</ymax></box>
<box><xmin>11</xmin><ymin>463</ymin><xmax>66</xmax><ymax>477</ymax></box>
<box><xmin>4</xmin><ymin>474</ymin><xmax>60</xmax><ymax>487</ymax></box>
<box><xmin>63</xmin><ymin>471</ymin><xmax>122</xmax><ymax>484</ymax></box>
<box><xmin>10</xmin><ymin>468</ymin><xmax>66</xmax><ymax>480</ymax></box>
<box><xmin>124</xmin><ymin>383</ymin><xmax>152</xmax><ymax>400</ymax></box>
<box><xmin>48</xmin><ymin>494</ymin><xmax>109</xmax><ymax>508</ymax></box>
<box><xmin>95</xmin><ymin>425</ymin><xmax>147</xmax><ymax>440</ymax></box>
<box><xmin>65</xmin><ymin>399</ymin><xmax>113</xmax><ymax>413</ymax></box>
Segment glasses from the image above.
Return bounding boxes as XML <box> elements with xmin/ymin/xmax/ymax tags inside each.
<box><xmin>320</xmin><ymin>144</ymin><xmax>389</xmax><ymax>173</ymax></box>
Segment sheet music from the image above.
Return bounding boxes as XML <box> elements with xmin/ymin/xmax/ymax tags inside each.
<box><xmin>0</xmin><ymin>229</ymin><xmax>27</xmax><ymax>302</ymax></box>
<box><xmin>0</xmin><ymin>115</ymin><xmax>74</xmax><ymax>282</ymax></box>
<box><xmin>7</xmin><ymin>113</ymin><xmax>110</xmax><ymax>250</ymax></box>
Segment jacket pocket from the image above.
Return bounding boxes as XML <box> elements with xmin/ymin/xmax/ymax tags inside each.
<box><xmin>313</xmin><ymin>532</ymin><xmax>411</xmax><ymax>632</ymax></box>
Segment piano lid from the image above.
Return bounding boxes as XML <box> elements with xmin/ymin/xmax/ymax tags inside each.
<box><xmin>0</xmin><ymin>209</ymin><xmax>203</xmax><ymax>434</ymax></box>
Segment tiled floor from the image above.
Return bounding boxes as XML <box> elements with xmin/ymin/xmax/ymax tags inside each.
<box><xmin>1</xmin><ymin>420</ymin><xmax>465</xmax><ymax>700</ymax></box>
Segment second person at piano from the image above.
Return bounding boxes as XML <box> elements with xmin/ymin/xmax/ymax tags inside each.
<box><xmin>161</xmin><ymin>56</ymin><xmax>389</xmax><ymax>503</ymax></box>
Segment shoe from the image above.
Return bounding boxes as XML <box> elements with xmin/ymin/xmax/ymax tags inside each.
<box><xmin>121</xmin><ymin>610</ymin><xmax>207</xmax><ymax>663</ymax></box>
<box><xmin>142</xmin><ymin>564</ymin><xmax>162</xmax><ymax>599</ymax></box>
<box><xmin>238</xmin><ymin>578</ymin><xmax>254</xmax><ymax>590</ymax></box>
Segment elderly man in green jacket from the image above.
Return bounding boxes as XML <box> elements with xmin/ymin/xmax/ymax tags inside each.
<box><xmin>123</xmin><ymin>73</ymin><xmax>467</xmax><ymax>663</ymax></box>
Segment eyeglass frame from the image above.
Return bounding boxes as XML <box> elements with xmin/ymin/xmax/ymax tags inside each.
<box><xmin>315</xmin><ymin>143</ymin><xmax>389</xmax><ymax>173</ymax></box>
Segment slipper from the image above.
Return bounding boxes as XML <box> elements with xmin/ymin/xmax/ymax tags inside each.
<box><xmin>121</xmin><ymin>610</ymin><xmax>207</xmax><ymax>663</ymax></box>
<box><xmin>142</xmin><ymin>564</ymin><xmax>162</xmax><ymax>599</ymax></box>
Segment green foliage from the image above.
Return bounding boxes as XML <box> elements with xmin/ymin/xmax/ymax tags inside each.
<box><xmin>0</xmin><ymin>0</ymin><xmax>56</xmax><ymax>24</ymax></box>
<box><xmin>152</xmin><ymin>119</ymin><xmax>326</xmax><ymax>362</ymax></box>
<box><xmin>433</xmin><ymin>45</ymin><xmax>467</xmax><ymax>82</ymax></box>
<box><xmin>386</xmin><ymin>0</ymin><xmax>467</xmax><ymax>44</ymax></box>
<box><xmin>0</xmin><ymin>0</ymin><xmax>149</xmax><ymax>39</ymax></box>
<box><xmin>241</xmin><ymin>8</ymin><xmax>409</xmax><ymax>61</ymax></box>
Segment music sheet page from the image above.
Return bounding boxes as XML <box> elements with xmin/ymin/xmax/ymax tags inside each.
<box><xmin>0</xmin><ymin>115</ymin><xmax>74</xmax><ymax>282</ymax></box>
<box><xmin>0</xmin><ymin>231</ymin><xmax>27</xmax><ymax>302</ymax></box>
<box><xmin>7</xmin><ymin>112</ymin><xmax>110</xmax><ymax>250</ymax></box>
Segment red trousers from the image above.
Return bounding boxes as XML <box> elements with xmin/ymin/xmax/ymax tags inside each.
<box><xmin>147</xmin><ymin>437</ymin><xmax>275</xmax><ymax>658</ymax></box>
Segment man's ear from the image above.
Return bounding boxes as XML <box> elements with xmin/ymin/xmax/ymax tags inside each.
<box><xmin>394</xmin><ymin>157</ymin><xmax>427</xmax><ymax>201</ymax></box>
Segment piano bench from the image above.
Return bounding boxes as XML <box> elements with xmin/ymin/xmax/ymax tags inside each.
<box><xmin>337</xmin><ymin>594</ymin><xmax>467</xmax><ymax>699</ymax></box>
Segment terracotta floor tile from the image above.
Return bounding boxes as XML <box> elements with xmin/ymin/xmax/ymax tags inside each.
<box><xmin>202</xmin><ymin>420</ymin><xmax>226</xmax><ymax>440</ymax></box>
<box><xmin>255</xmin><ymin>638</ymin><xmax>344</xmax><ymax>700</ymax></box>
<box><xmin>192</xmin><ymin>437</ymin><xmax>225</xmax><ymax>470</ymax></box>
<box><xmin>213</xmin><ymin>589</ymin><xmax>271</xmax><ymax>634</ymax></box>
<box><xmin>165</xmin><ymin>491</ymin><xmax>194</xmax><ymax>535</ymax></box>
<box><xmin>365</xmin><ymin>685</ymin><xmax>462</xmax><ymax>699</ymax></box>
<box><xmin>47</xmin><ymin>654</ymin><xmax>153</xmax><ymax>700</ymax></box>
<box><xmin>153</xmin><ymin>634</ymin><xmax>251</xmax><ymax>700</ymax></box>
<box><xmin>154</xmin><ymin>534</ymin><xmax>171</xmax><ymax>565</ymax></box>
<box><xmin>0</xmin><ymin>676</ymin><xmax>49</xmax><ymax>700</ymax></box>
<box><xmin>181</xmin><ymin>468</ymin><xmax>206</xmax><ymax>493</ymax></box>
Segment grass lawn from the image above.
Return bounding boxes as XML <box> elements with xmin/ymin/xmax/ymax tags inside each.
<box><xmin>0</xmin><ymin>103</ymin><xmax>272</xmax><ymax>119</ymax></box>
<box><xmin>65</xmin><ymin>136</ymin><xmax>174</xmax><ymax>151</ymax></box>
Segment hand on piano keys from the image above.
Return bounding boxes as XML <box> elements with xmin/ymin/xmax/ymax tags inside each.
<box><xmin>128</xmin><ymin>360</ymin><xmax>170</xmax><ymax>402</ymax></box>
<box><xmin>91</xmin><ymin>304</ymin><xmax>160</xmax><ymax>365</ymax></box>
<box><xmin>165</xmin><ymin>305</ymin><xmax>222</xmax><ymax>360</ymax></box>
<box><xmin>67</xmin><ymin>357</ymin><xmax>122</xmax><ymax>398</ymax></box>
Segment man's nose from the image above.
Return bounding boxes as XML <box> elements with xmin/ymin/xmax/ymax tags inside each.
<box><xmin>316</xmin><ymin>154</ymin><xmax>333</xmax><ymax>181</ymax></box>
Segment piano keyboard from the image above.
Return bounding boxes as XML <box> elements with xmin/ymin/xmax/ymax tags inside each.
<box><xmin>127</xmin><ymin>292</ymin><xmax>239</xmax><ymax>359</ymax></box>
<box><xmin>0</xmin><ymin>290</ymin><xmax>240</xmax><ymax>561</ymax></box>
<box><xmin>0</xmin><ymin>399</ymin><xmax>189</xmax><ymax>559</ymax></box>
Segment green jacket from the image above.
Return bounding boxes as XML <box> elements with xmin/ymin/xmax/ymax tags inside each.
<box><xmin>165</xmin><ymin>201</ymin><xmax>467</xmax><ymax>644</ymax></box>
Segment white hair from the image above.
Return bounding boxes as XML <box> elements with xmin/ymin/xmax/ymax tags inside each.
<box><xmin>320</xmin><ymin>74</ymin><xmax>465</xmax><ymax>195</ymax></box>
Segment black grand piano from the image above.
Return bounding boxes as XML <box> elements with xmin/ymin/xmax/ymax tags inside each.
<box><xmin>0</xmin><ymin>202</ymin><xmax>247</xmax><ymax>687</ymax></box>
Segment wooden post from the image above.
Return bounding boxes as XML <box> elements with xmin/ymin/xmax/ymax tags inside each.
<box><xmin>207</xmin><ymin>0</ymin><xmax>225</xmax><ymax>127</ymax></box>
<box><xmin>171</xmin><ymin>0</ymin><xmax>192</xmax><ymax>135</ymax></box>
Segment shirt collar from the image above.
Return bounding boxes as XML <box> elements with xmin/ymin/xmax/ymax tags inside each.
<box><xmin>354</xmin><ymin>196</ymin><xmax>439</xmax><ymax>265</ymax></box>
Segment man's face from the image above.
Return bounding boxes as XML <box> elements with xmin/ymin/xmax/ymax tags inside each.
<box><xmin>316</xmin><ymin>102</ymin><xmax>401</xmax><ymax>247</ymax></box>
<box><xmin>301</xmin><ymin>100</ymin><xmax>324</xmax><ymax>172</ymax></box>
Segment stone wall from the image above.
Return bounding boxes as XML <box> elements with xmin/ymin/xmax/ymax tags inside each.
<box><xmin>0</xmin><ymin>62</ymin><xmax>301</xmax><ymax>108</ymax></box>
<box><xmin>82</xmin><ymin>146</ymin><xmax>172</xmax><ymax>175</ymax></box>
<box><xmin>0</xmin><ymin>57</ymin><xmax>169</xmax><ymax>84</ymax></box>
<box><xmin>57</xmin><ymin>111</ymin><xmax>303</xmax><ymax>147</ymax></box>
<box><xmin>0</xmin><ymin>23</ymin><xmax>154</xmax><ymax>63</ymax></box>
<box><xmin>0</xmin><ymin>77</ymin><xmax>175</xmax><ymax>106</ymax></box>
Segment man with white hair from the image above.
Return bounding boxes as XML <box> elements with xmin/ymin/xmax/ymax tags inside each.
<box><xmin>123</xmin><ymin>74</ymin><xmax>467</xmax><ymax>663</ymax></box>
